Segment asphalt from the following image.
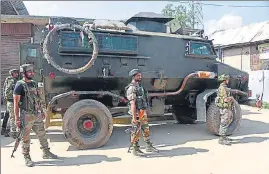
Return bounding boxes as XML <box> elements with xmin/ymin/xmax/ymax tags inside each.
<box><xmin>1</xmin><ymin>105</ymin><xmax>269</xmax><ymax>174</ymax></box>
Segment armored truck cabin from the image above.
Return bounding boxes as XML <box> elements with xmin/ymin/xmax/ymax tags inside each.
<box><xmin>20</xmin><ymin>12</ymin><xmax>249</xmax><ymax>149</ymax></box>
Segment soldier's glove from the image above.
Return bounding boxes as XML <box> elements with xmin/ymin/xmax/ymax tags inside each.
<box><xmin>224</xmin><ymin>97</ymin><xmax>232</xmax><ymax>102</ymax></box>
<box><xmin>39</xmin><ymin>113</ymin><xmax>45</xmax><ymax>120</ymax></box>
<box><xmin>132</xmin><ymin>118</ymin><xmax>138</xmax><ymax>125</ymax></box>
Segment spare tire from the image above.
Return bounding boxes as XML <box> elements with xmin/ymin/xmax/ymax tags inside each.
<box><xmin>43</xmin><ymin>24</ymin><xmax>99</xmax><ymax>74</ymax></box>
<box><xmin>206</xmin><ymin>100</ymin><xmax>242</xmax><ymax>136</ymax></box>
<box><xmin>62</xmin><ymin>99</ymin><xmax>113</xmax><ymax>149</ymax></box>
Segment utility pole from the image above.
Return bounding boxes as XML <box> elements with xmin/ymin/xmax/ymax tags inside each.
<box><xmin>187</xmin><ymin>1</ymin><xmax>204</xmax><ymax>29</ymax></box>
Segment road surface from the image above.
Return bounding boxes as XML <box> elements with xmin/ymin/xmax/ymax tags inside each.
<box><xmin>1</xmin><ymin>105</ymin><xmax>269</xmax><ymax>174</ymax></box>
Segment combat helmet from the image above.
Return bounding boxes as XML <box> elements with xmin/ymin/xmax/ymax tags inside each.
<box><xmin>218</xmin><ymin>74</ymin><xmax>230</xmax><ymax>81</ymax></box>
<box><xmin>129</xmin><ymin>69</ymin><xmax>141</xmax><ymax>77</ymax></box>
<box><xmin>20</xmin><ymin>64</ymin><xmax>34</xmax><ymax>73</ymax></box>
<box><xmin>9</xmin><ymin>69</ymin><xmax>19</xmax><ymax>75</ymax></box>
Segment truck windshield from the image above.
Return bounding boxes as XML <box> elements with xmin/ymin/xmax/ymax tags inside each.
<box><xmin>185</xmin><ymin>40</ymin><xmax>216</xmax><ymax>58</ymax></box>
<box><xmin>189</xmin><ymin>41</ymin><xmax>212</xmax><ymax>55</ymax></box>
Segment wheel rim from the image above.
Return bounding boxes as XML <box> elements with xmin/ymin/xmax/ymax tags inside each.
<box><xmin>76</xmin><ymin>114</ymin><xmax>101</xmax><ymax>139</ymax></box>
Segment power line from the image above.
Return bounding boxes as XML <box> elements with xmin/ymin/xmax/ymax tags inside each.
<box><xmin>177</xmin><ymin>1</ymin><xmax>269</xmax><ymax>8</ymax></box>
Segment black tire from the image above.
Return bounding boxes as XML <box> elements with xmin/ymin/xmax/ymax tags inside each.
<box><xmin>62</xmin><ymin>99</ymin><xmax>113</xmax><ymax>149</ymax></box>
<box><xmin>172</xmin><ymin>106</ymin><xmax>196</xmax><ymax>124</ymax></box>
<box><xmin>206</xmin><ymin>100</ymin><xmax>242</xmax><ymax>136</ymax></box>
<box><xmin>238</xmin><ymin>84</ymin><xmax>249</xmax><ymax>104</ymax></box>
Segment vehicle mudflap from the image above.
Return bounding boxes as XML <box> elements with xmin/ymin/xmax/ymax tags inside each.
<box><xmin>196</xmin><ymin>89</ymin><xmax>217</xmax><ymax>122</ymax></box>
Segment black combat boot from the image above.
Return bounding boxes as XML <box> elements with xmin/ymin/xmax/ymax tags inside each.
<box><xmin>132</xmin><ymin>143</ymin><xmax>145</xmax><ymax>157</ymax></box>
<box><xmin>4</xmin><ymin>128</ymin><xmax>10</xmax><ymax>137</ymax></box>
<box><xmin>224</xmin><ymin>137</ymin><xmax>234</xmax><ymax>142</ymax></box>
<box><xmin>42</xmin><ymin>148</ymin><xmax>58</xmax><ymax>159</ymax></box>
<box><xmin>1</xmin><ymin>128</ymin><xmax>6</xmax><ymax>135</ymax></box>
<box><xmin>145</xmin><ymin>141</ymin><xmax>159</xmax><ymax>153</ymax></box>
<box><xmin>218</xmin><ymin>136</ymin><xmax>231</xmax><ymax>145</ymax></box>
<box><xmin>24</xmin><ymin>154</ymin><xmax>34</xmax><ymax>167</ymax></box>
<box><xmin>9</xmin><ymin>131</ymin><xmax>18</xmax><ymax>139</ymax></box>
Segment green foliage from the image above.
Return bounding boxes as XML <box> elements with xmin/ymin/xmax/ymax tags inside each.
<box><xmin>161</xmin><ymin>3</ymin><xmax>197</xmax><ymax>32</ymax></box>
<box><xmin>262</xmin><ymin>102</ymin><xmax>269</xmax><ymax>109</ymax></box>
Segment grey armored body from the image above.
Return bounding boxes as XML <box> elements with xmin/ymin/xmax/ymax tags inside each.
<box><xmin>18</xmin><ymin>12</ymin><xmax>249</xmax><ymax>149</ymax></box>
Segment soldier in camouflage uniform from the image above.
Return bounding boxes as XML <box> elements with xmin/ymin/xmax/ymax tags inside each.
<box><xmin>1</xmin><ymin>69</ymin><xmax>19</xmax><ymax>137</ymax></box>
<box><xmin>13</xmin><ymin>64</ymin><xmax>58</xmax><ymax>167</ymax></box>
<box><xmin>215</xmin><ymin>74</ymin><xmax>234</xmax><ymax>145</ymax></box>
<box><xmin>125</xmin><ymin>69</ymin><xmax>159</xmax><ymax>156</ymax></box>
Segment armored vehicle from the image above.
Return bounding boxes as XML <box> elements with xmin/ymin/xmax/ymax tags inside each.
<box><xmin>20</xmin><ymin>12</ymin><xmax>249</xmax><ymax>149</ymax></box>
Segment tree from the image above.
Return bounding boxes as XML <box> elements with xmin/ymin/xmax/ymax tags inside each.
<box><xmin>162</xmin><ymin>3</ymin><xmax>203</xmax><ymax>32</ymax></box>
<box><xmin>162</xmin><ymin>4</ymin><xmax>191</xmax><ymax>30</ymax></box>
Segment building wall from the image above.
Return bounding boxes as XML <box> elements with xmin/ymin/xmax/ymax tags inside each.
<box><xmin>220</xmin><ymin>42</ymin><xmax>269</xmax><ymax>73</ymax></box>
<box><xmin>222</xmin><ymin>46</ymin><xmax>251</xmax><ymax>73</ymax></box>
<box><xmin>1</xmin><ymin>23</ymin><xmax>33</xmax><ymax>86</ymax></box>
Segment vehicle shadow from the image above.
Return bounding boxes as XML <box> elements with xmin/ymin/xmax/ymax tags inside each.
<box><xmin>34</xmin><ymin>155</ymin><xmax>121</xmax><ymax>166</ymax></box>
<box><xmin>64</xmin><ymin>117</ymin><xmax>269</xmax><ymax>151</ymax></box>
<box><xmin>2</xmin><ymin>109</ymin><xmax>269</xmax><ymax>150</ymax></box>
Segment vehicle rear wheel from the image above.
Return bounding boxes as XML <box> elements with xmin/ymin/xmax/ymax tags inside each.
<box><xmin>206</xmin><ymin>100</ymin><xmax>242</xmax><ymax>136</ymax></box>
<box><xmin>172</xmin><ymin>106</ymin><xmax>196</xmax><ymax>124</ymax></box>
<box><xmin>62</xmin><ymin>99</ymin><xmax>113</xmax><ymax>149</ymax></box>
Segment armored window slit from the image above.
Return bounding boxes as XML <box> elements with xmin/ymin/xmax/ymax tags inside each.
<box><xmin>137</xmin><ymin>59</ymin><xmax>145</xmax><ymax>66</ymax></box>
<box><xmin>120</xmin><ymin>58</ymin><xmax>128</xmax><ymax>66</ymax></box>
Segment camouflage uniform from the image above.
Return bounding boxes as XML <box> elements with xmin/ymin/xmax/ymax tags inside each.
<box><xmin>126</xmin><ymin>69</ymin><xmax>159</xmax><ymax>156</ymax></box>
<box><xmin>14</xmin><ymin>64</ymin><xmax>57</xmax><ymax>167</ymax></box>
<box><xmin>215</xmin><ymin>74</ymin><xmax>234</xmax><ymax>145</ymax></box>
<box><xmin>2</xmin><ymin>69</ymin><xmax>19</xmax><ymax>137</ymax></box>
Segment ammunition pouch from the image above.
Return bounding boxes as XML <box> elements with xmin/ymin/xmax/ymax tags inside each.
<box><xmin>136</xmin><ymin>96</ymin><xmax>148</xmax><ymax>110</ymax></box>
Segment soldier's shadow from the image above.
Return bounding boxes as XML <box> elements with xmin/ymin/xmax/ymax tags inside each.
<box><xmin>228</xmin><ymin>136</ymin><xmax>269</xmax><ymax>145</ymax></box>
<box><xmin>142</xmin><ymin>147</ymin><xmax>209</xmax><ymax>158</ymax></box>
<box><xmin>34</xmin><ymin>155</ymin><xmax>121</xmax><ymax>166</ymax></box>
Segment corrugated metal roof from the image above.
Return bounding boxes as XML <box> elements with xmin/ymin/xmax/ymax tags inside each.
<box><xmin>210</xmin><ymin>21</ymin><xmax>269</xmax><ymax>47</ymax></box>
<box><xmin>1</xmin><ymin>1</ymin><xmax>17</xmax><ymax>15</ymax></box>
<box><xmin>10</xmin><ymin>1</ymin><xmax>29</xmax><ymax>15</ymax></box>
<box><xmin>1</xmin><ymin>14</ymin><xmax>95</xmax><ymax>26</ymax></box>
<box><xmin>1</xmin><ymin>1</ymin><xmax>29</xmax><ymax>15</ymax></box>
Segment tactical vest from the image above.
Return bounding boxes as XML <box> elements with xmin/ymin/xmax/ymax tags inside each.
<box><xmin>215</xmin><ymin>83</ymin><xmax>232</xmax><ymax>109</ymax></box>
<box><xmin>125</xmin><ymin>82</ymin><xmax>148</xmax><ymax>111</ymax></box>
<box><xmin>3</xmin><ymin>76</ymin><xmax>17</xmax><ymax>100</ymax></box>
<box><xmin>18</xmin><ymin>80</ymin><xmax>42</xmax><ymax>114</ymax></box>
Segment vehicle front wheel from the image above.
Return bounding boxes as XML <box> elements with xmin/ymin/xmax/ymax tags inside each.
<box><xmin>62</xmin><ymin>99</ymin><xmax>113</xmax><ymax>149</ymax></box>
<box><xmin>206</xmin><ymin>100</ymin><xmax>242</xmax><ymax>136</ymax></box>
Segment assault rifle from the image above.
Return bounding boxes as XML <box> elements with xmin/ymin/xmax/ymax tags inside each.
<box><xmin>126</xmin><ymin>110</ymin><xmax>145</xmax><ymax>153</ymax></box>
<box><xmin>11</xmin><ymin>122</ymin><xmax>25</xmax><ymax>158</ymax></box>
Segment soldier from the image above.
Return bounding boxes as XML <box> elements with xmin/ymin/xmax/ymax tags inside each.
<box><xmin>2</xmin><ymin>69</ymin><xmax>19</xmax><ymax>137</ymax></box>
<box><xmin>215</xmin><ymin>74</ymin><xmax>234</xmax><ymax>145</ymax></box>
<box><xmin>13</xmin><ymin>64</ymin><xmax>58</xmax><ymax>167</ymax></box>
<box><xmin>125</xmin><ymin>69</ymin><xmax>159</xmax><ymax>156</ymax></box>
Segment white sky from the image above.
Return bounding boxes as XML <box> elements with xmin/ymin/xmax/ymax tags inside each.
<box><xmin>23</xmin><ymin>1</ymin><xmax>269</xmax><ymax>35</ymax></box>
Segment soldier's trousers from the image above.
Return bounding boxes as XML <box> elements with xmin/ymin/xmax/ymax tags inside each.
<box><xmin>1</xmin><ymin>111</ymin><xmax>9</xmax><ymax>130</ymax></box>
<box><xmin>131</xmin><ymin>111</ymin><xmax>150</xmax><ymax>144</ymax></box>
<box><xmin>7</xmin><ymin>101</ymin><xmax>16</xmax><ymax>132</ymax></box>
<box><xmin>219</xmin><ymin>108</ymin><xmax>233</xmax><ymax>136</ymax></box>
<box><xmin>20</xmin><ymin>111</ymin><xmax>49</xmax><ymax>155</ymax></box>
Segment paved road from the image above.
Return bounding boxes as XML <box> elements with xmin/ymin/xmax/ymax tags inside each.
<box><xmin>1</xmin><ymin>105</ymin><xmax>269</xmax><ymax>174</ymax></box>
